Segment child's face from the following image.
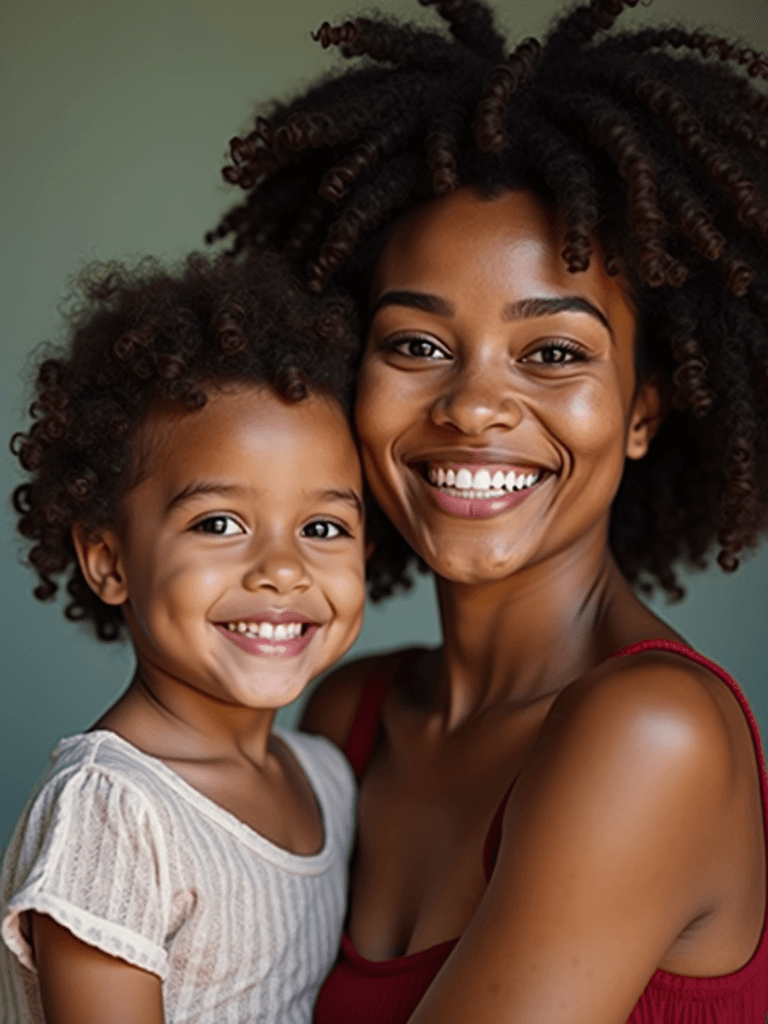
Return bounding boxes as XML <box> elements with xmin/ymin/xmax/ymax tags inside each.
<box><xmin>104</xmin><ymin>385</ymin><xmax>366</xmax><ymax>710</ymax></box>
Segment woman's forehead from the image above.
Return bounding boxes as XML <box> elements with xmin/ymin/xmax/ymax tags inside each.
<box><xmin>372</xmin><ymin>187</ymin><xmax>635</xmax><ymax>323</ymax></box>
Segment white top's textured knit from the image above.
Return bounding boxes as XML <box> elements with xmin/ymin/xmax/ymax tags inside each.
<box><xmin>0</xmin><ymin>728</ymin><xmax>355</xmax><ymax>1023</ymax></box>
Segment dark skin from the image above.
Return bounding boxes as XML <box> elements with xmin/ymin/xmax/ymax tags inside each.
<box><xmin>30</xmin><ymin>385</ymin><xmax>367</xmax><ymax>1023</ymax></box>
<box><xmin>303</xmin><ymin>188</ymin><xmax>766</xmax><ymax>1023</ymax></box>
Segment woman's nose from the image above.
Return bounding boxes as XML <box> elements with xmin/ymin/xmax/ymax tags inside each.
<box><xmin>242</xmin><ymin>542</ymin><xmax>311</xmax><ymax>595</ymax></box>
<box><xmin>430</xmin><ymin>362</ymin><xmax>523</xmax><ymax>436</ymax></box>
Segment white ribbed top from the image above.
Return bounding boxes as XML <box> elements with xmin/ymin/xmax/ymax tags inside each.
<box><xmin>0</xmin><ymin>728</ymin><xmax>355</xmax><ymax>1023</ymax></box>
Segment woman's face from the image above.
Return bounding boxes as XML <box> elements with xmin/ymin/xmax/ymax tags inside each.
<box><xmin>356</xmin><ymin>187</ymin><xmax>659</xmax><ymax>585</ymax></box>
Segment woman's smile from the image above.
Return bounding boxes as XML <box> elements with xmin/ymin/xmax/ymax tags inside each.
<box><xmin>356</xmin><ymin>187</ymin><xmax>659</xmax><ymax>583</ymax></box>
<box><xmin>415</xmin><ymin>456</ymin><xmax>548</xmax><ymax>519</ymax></box>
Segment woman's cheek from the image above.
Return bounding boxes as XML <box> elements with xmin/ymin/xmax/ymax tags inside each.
<box><xmin>555</xmin><ymin>383</ymin><xmax>627</xmax><ymax>458</ymax></box>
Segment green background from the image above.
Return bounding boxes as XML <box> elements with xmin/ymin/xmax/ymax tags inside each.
<box><xmin>2</xmin><ymin>0</ymin><xmax>767</xmax><ymax>849</ymax></box>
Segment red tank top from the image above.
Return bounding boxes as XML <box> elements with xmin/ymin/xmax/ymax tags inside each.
<box><xmin>314</xmin><ymin>640</ymin><xmax>768</xmax><ymax>1023</ymax></box>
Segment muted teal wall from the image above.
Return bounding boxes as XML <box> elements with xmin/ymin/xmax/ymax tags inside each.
<box><xmin>2</xmin><ymin>0</ymin><xmax>767</xmax><ymax>848</ymax></box>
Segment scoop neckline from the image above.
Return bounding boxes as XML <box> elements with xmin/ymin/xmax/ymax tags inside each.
<box><xmin>340</xmin><ymin>932</ymin><xmax>459</xmax><ymax>974</ymax></box>
<box><xmin>54</xmin><ymin>728</ymin><xmax>336</xmax><ymax>874</ymax></box>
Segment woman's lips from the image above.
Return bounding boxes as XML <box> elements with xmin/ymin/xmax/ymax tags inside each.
<box><xmin>431</xmin><ymin>485</ymin><xmax>539</xmax><ymax>519</ymax></box>
<box><xmin>215</xmin><ymin>623</ymin><xmax>318</xmax><ymax>658</ymax></box>
<box><xmin>415</xmin><ymin>460</ymin><xmax>548</xmax><ymax>519</ymax></box>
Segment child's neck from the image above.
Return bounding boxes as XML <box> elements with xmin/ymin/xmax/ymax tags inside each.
<box><xmin>92</xmin><ymin>666</ymin><xmax>325</xmax><ymax>854</ymax></box>
<box><xmin>93</xmin><ymin>664</ymin><xmax>278</xmax><ymax>769</ymax></box>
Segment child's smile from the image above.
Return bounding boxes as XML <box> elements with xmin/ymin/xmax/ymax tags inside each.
<box><xmin>102</xmin><ymin>384</ymin><xmax>366</xmax><ymax>712</ymax></box>
<box><xmin>217</xmin><ymin>615</ymin><xmax>317</xmax><ymax>657</ymax></box>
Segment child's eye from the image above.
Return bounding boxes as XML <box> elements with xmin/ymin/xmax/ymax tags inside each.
<box><xmin>522</xmin><ymin>340</ymin><xmax>587</xmax><ymax>365</ymax></box>
<box><xmin>385</xmin><ymin>335</ymin><xmax>450</xmax><ymax>360</ymax></box>
<box><xmin>301</xmin><ymin>520</ymin><xmax>349</xmax><ymax>540</ymax></box>
<box><xmin>192</xmin><ymin>514</ymin><xmax>244</xmax><ymax>536</ymax></box>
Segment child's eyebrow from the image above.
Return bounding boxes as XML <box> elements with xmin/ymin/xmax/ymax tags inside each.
<box><xmin>166</xmin><ymin>481</ymin><xmax>246</xmax><ymax>512</ymax></box>
<box><xmin>313</xmin><ymin>488</ymin><xmax>364</xmax><ymax>517</ymax></box>
<box><xmin>165</xmin><ymin>482</ymin><xmax>364</xmax><ymax>516</ymax></box>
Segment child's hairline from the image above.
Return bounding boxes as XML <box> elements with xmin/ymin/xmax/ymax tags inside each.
<box><xmin>75</xmin><ymin>375</ymin><xmax>352</xmax><ymax>542</ymax></box>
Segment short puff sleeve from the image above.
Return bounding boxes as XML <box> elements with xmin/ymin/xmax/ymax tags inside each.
<box><xmin>1</xmin><ymin>761</ymin><xmax>171</xmax><ymax>980</ymax></box>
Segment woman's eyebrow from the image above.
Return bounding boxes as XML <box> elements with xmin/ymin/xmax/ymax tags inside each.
<box><xmin>502</xmin><ymin>296</ymin><xmax>612</xmax><ymax>335</ymax></box>
<box><xmin>370</xmin><ymin>290</ymin><xmax>455</xmax><ymax>318</ymax></box>
<box><xmin>370</xmin><ymin>291</ymin><xmax>611</xmax><ymax>336</ymax></box>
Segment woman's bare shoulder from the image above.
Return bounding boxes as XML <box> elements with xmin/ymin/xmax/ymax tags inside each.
<box><xmin>408</xmin><ymin>651</ymin><xmax>758</xmax><ymax>1024</ymax></box>
<box><xmin>301</xmin><ymin>646</ymin><xmax>428</xmax><ymax>748</ymax></box>
<box><xmin>510</xmin><ymin>647</ymin><xmax>745</xmax><ymax>873</ymax></box>
<box><xmin>545</xmin><ymin>647</ymin><xmax>741</xmax><ymax>782</ymax></box>
<box><xmin>568</xmin><ymin>645</ymin><xmax>744</xmax><ymax>748</ymax></box>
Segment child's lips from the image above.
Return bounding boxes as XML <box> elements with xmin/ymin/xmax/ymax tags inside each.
<box><xmin>219</xmin><ymin>616</ymin><xmax>314</xmax><ymax>641</ymax></box>
<box><xmin>216</xmin><ymin>622</ymin><xmax>319</xmax><ymax>658</ymax></box>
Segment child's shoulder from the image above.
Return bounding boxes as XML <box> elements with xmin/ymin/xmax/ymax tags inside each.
<box><xmin>48</xmin><ymin>729</ymin><xmax>173</xmax><ymax>793</ymax></box>
<box><xmin>300</xmin><ymin>646</ymin><xmax>427</xmax><ymax>749</ymax></box>
<box><xmin>24</xmin><ymin>730</ymin><xmax>147</xmax><ymax>797</ymax></box>
<box><xmin>1</xmin><ymin>733</ymin><xmax>173</xmax><ymax>919</ymax></box>
<box><xmin>11</xmin><ymin>730</ymin><xmax>189</xmax><ymax>847</ymax></box>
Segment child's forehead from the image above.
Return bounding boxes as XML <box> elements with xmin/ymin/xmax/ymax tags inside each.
<box><xmin>128</xmin><ymin>383</ymin><xmax>360</xmax><ymax>499</ymax></box>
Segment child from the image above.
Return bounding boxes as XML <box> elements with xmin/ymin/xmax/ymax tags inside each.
<box><xmin>0</xmin><ymin>250</ymin><xmax>364</xmax><ymax>1023</ymax></box>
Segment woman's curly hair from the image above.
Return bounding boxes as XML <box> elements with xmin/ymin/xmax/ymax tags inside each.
<box><xmin>11</xmin><ymin>249</ymin><xmax>359</xmax><ymax>640</ymax></box>
<box><xmin>209</xmin><ymin>0</ymin><xmax>768</xmax><ymax>601</ymax></box>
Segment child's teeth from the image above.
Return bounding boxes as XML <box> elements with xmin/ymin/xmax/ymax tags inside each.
<box><xmin>227</xmin><ymin>621</ymin><xmax>305</xmax><ymax>639</ymax></box>
<box><xmin>492</xmin><ymin>470</ymin><xmax>505</xmax><ymax>489</ymax></box>
<box><xmin>456</xmin><ymin>468</ymin><xmax>472</xmax><ymax>489</ymax></box>
<box><xmin>446</xmin><ymin>469</ymin><xmax>456</xmax><ymax>486</ymax></box>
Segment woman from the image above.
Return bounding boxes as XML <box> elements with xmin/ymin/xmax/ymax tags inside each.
<box><xmin>210</xmin><ymin>0</ymin><xmax>768</xmax><ymax>1020</ymax></box>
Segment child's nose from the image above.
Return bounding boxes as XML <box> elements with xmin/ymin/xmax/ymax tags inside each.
<box><xmin>242</xmin><ymin>544</ymin><xmax>311</xmax><ymax>594</ymax></box>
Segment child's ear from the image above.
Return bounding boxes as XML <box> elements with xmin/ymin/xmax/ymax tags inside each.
<box><xmin>626</xmin><ymin>373</ymin><xmax>664</xmax><ymax>461</ymax></box>
<box><xmin>71</xmin><ymin>525</ymin><xmax>129</xmax><ymax>606</ymax></box>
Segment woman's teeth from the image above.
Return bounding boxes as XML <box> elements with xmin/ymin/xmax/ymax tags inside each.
<box><xmin>224</xmin><ymin>621</ymin><xmax>305</xmax><ymax>640</ymax></box>
<box><xmin>427</xmin><ymin>466</ymin><xmax>541</xmax><ymax>497</ymax></box>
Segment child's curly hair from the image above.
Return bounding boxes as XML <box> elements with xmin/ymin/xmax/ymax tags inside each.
<box><xmin>209</xmin><ymin>0</ymin><xmax>768</xmax><ymax>601</ymax></box>
<box><xmin>11</xmin><ymin>249</ymin><xmax>360</xmax><ymax>641</ymax></box>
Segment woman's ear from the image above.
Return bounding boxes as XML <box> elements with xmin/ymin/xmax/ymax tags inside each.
<box><xmin>71</xmin><ymin>525</ymin><xmax>129</xmax><ymax>606</ymax></box>
<box><xmin>626</xmin><ymin>374</ymin><xmax>664</xmax><ymax>461</ymax></box>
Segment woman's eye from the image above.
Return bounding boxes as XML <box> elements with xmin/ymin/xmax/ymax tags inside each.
<box><xmin>523</xmin><ymin>341</ymin><xmax>586</xmax><ymax>365</ymax></box>
<box><xmin>192</xmin><ymin>515</ymin><xmax>244</xmax><ymax>536</ymax></box>
<box><xmin>301</xmin><ymin>520</ymin><xmax>349</xmax><ymax>540</ymax></box>
<box><xmin>388</xmin><ymin>336</ymin><xmax>450</xmax><ymax>360</ymax></box>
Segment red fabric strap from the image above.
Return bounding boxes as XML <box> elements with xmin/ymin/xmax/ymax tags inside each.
<box><xmin>343</xmin><ymin>670</ymin><xmax>392</xmax><ymax>782</ymax></box>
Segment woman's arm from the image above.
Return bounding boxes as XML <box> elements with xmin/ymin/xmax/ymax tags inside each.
<box><xmin>408</xmin><ymin>656</ymin><xmax>743</xmax><ymax>1024</ymax></box>
<box><xmin>32</xmin><ymin>913</ymin><xmax>164</xmax><ymax>1024</ymax></box>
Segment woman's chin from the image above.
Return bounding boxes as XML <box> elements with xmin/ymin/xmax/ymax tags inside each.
<box><xmin>417</xmin><ymin>538</ymin><xmax>532</xmax><ymax>587</ymax></box>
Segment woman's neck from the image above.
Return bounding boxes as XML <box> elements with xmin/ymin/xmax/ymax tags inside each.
<box><xmin>433</xmin><ymin>542</ymin><xmax>667</xmax><ymax>730</ymax></box>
